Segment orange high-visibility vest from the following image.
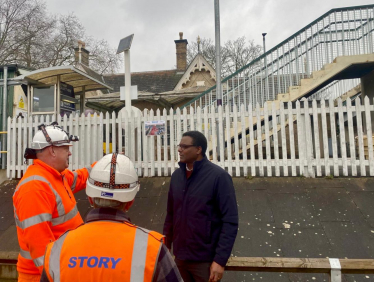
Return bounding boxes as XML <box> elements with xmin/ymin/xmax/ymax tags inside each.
<box><xmin>43</xmin><ymin>220</ymin><xmax>164</xmax><ymax>282</ymax></box>
<box><xmin>13</xmin><ymin>159</ymin><xmax>91</xmax><ymax>275</ymax></box>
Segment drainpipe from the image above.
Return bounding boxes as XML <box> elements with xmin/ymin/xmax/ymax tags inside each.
<box><xmin>2</xmin><ymin>66</ymin><xmax>8</xmax><ymax>169</ymax></box>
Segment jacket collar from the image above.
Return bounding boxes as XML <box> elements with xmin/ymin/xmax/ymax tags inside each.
<box><xmin>85</xmin><ymin>207</ymin><xmax>131</xmax><ymax>224</ymax></box>
<box><xmin>178</xmin><ymin>156</ymin><xmax>208</xmax><ymax>173</ymax></box>
<box><xmin>33</xmin><ymin>159</ymin><xmax>64</xmax><ymax>178</ymax></box>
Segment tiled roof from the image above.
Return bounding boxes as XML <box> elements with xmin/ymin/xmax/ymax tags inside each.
<box><xmin>104</xmin><ymin>69</ymin><xmax>183</xmax><ymax>94</ymax></box>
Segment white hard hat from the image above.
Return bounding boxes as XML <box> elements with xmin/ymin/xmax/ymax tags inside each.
<box><xmin>86</xmin><ymin>153</ymin><xmax>140</xmax><ymax>203</ymax></box>
<box><xmin>31</xmin><ymin>123</ymin><xmax>76</xmax><ymax>150</ymax></box>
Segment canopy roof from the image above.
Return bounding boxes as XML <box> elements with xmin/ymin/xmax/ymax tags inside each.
<box><xmin>16</xmin><ymin>64</ymin><xmax>112</xmax><ymax>92</ymax></box>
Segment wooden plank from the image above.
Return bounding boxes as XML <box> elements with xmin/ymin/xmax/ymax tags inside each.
<box><xmin>226</xmin><ymin>257</ymin><xmax>331</xmax><ymax>273</ymax></box>
<box><xmin>329</xmin><ymin>98</ymin><xmax>339</xmax><ymax>176</ymax></box>
<box><xmin>22</xmin><ymin>116</ymin><xmax>27</xmax><ymax>173</ymax></box>
<box><xmin>17</xmin><ymin>116</ymin><xmax>22</xmax><ymax>177</ymax></box>
<box><xmin>136</xmin><ymin>110</ymin><xmax>142</xmax><ymax>176</ymax></box>
<box><xmin>150</xmin><ymin>109</ymin><xmax>155</xmax><ymax>177</ymax></box>
<box><xmin>304</xmin><ymin>99</ymin><xmax>314</xmax><ymax>178</ymax></box>
<box><xmin>280</xmin><ymin>102</ymin><xmax>288</xmax><ymax>176</ymax></box>
<box><xmin>356</xmin><ymin>99</ymin><xmax>366</xmax><ymax>176</ymax></box>
<box><xmin>196</xmin><ymin>106</ymin><xmax>202</xmax><ymax>133</ymax></box>
<box><xmin>176</xmin><ymin>108</ymin><xmax>182</xmax><ymax>165</ymax></box>
<box><xmin>256</xmin><ymin>103</ymin><xmax>264</xmax><ymax>176</ymax></box>
<box><xmin>111</xmin><ymin>111</ymin><xmax>116</xmax><ymax>155</ymax></box>
<box><xmin>264</xmin><ymin>102</ymin><xmax>272</xmax><ymax>176</ymax></box>
<box><xmin>98</xmin><ymin>113</ymin><xmax>104</xmax><ymax>162</ymax></box>
<box><xmin>162</xmin><ymin>108</ymin><xmax>168</xmax><ymax>176</ymax></box>
<box><xmin>240</xmin><ymin>104</ymin><xmax>248</xmax><ymax>177</ymax></box>
<box><xmin>296</xmin><ymin>101</ymin><xmax>304</xmax><ymax>176</ymax></box>
<box><xmin>169</xmin><ymin>108</ymin><xmax>175</xmax><ymax>175</ymax></box>
<box><xmin>92</xmin><ymin>113</ymin><xmax>98</xmax><ymax>164</ymax></box>
<box><xmin>117</xmin><ymin>111</ymin><xmax>123</xmax><ymax>155</ymax></box>
<box><xmin>249</xmin><ymin>104</ymin><xmax>256</xmax><ymax>176</ymax></box>
<box><xmin>233</xmin><ymin>104</ymin><xmax>240</xmax><ymax>176</ymax></box>
<box><xmin>189</xmin><ymin>106</ymin><xmax>195</xmax><ymax>131</ymax></box>
<box><xmin>80</xmin><ymin>113</ymin><xmax>86</xmax><ymax>167</ymax></box>
<box><xmin>225</xmin><ymin>104</ymin><xmax>232</xmax><ymax>175</ymax></box>
<box><xmin>364</xmin><ymin>96</ymin><xmax>374</xmax><ymax>176</ymax></box>
<box><xmin>272</xmin><ymin>101</ymin><xmax>280</xmax><ymax>177</ymax></box>
<box><xmin>143</xmin><ymin>109</ymin><xmax>149</xmax><ymax>177</ymax></box>
<box><xmin>86</xmin><ymin>113</ymin><xmax>92</xmax><ymax>164</ymax></box>
<box><xmin>312</xmin><ymin>100</ymin><xmax>322</xmax><ymax>177</ymax></box>
<box><xmin>105</xmin><ymin>112</ymin><xmax>110</xmax><ymax>156</ymax></box>
<box><xmin>225</xmin><ymin>257</ymin><xmax>374</xmax><ymax>274</ymax></box>
<box><xmin>156</xmin><ymin>109</ymin><xmax>162</xmax><ymax>177</ymax></box>
<box><xmin>218</xmin><ymin>106</ymin><xmax>225</xmax><ymax>168</ymax></box>
<box><xmin>288</xmin><ymin>102</ymin><xmax>297</xmax><ymax>176</ymax></box>
<box><xmin>346</xmin><ymin>98</ymin><xmax>357</xmax><ymax>176</ymax></box>
<box><xmin>321</xmin><ymin>100</ymin><xmax>330</xmax><ymax>176</ymax></box>
<box><xmin>211</xmin><ymin>107</ymin><xmax>218</xmax><ymax>164</ymax></box>
<box><xmin>130</xmin><ymin>110</ymin><xmax>135</xmax><ymax>163</ymax></box>
<box><xmin>338</xmin><ymin>98</ymin><xmax>348</xmax><ymax>176</ymax></box>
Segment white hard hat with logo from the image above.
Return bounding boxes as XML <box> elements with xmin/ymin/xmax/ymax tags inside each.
<box><xmin>86</xmin><ymin>153</ymin><xmax>140</xmax><ymax>203</ymax></box>
<box><xmin>31</xmin><ymin>122</ymin><xmax>79</xmax><ymax>150</ymax></box>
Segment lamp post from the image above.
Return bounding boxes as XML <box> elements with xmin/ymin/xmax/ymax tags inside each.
<box><xmin>214</xmin><ymin>0</ymin><xmax>222</xmax><ymax>106</ymax></box>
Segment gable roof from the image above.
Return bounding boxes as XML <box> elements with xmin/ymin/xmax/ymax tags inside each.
<box><xmin>174</xmin><ymin>53</ymin><xmax>216</xmax><ymax>91</ymax></box>
<box><xmin>104</xmin><ymin>69</ymin><xmax>183</xmax><ymax>94</ymax></box>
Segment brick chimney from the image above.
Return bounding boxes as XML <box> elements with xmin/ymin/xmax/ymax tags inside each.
<box><xmin>174</xmin><ymin>32</ymin><xmax>188</xmax><ymax>72</ymax></box>
<box><xmin>74</xmin><ymin>40</ymin><xmax>90</xmax><ymax>66</ymax></box>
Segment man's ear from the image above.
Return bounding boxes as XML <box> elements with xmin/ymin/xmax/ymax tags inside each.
<box><xmin>196</xmin><ymin>146</ymin><xmax>202</xmax><ymax>155</ymax></box>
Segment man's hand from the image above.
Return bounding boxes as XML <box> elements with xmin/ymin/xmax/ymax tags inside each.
<box><xmin>209</xmin><ymin>261</ymin><xmax>224</xmax><ymax>281</ymax></box>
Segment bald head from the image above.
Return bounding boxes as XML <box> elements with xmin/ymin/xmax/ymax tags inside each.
<box><xmin>36</xmin><ymin>145</ymin><xmax>71</xmax><ymax>173</ymax></box>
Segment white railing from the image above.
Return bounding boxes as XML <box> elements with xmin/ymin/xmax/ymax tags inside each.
<box><xmin>7</xmin><ymin>97</ymin><xmax>374</xmax><ymax>179</ymax></box>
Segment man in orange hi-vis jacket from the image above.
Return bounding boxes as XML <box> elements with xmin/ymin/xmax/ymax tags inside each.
<box><xmin>40</xmin><ymin>153</ymin><xmax>182</xmax><ymax>282</ymax></box>
<box><xmin>13</xmin><ymin>122</ymin><xmax>94</xmax><ymax>282</ymax></box>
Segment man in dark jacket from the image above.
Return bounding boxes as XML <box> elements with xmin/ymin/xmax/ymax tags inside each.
<box><xmin>163</xmin><ymin>131</ymin><xmax>238</xmax><ymax>282</ymax></box>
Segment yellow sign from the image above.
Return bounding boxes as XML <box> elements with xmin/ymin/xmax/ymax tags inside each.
<box><xmin>18</xmin><ymin>97</ymin><xmax>25</xmax><ymax>109</ymax></box>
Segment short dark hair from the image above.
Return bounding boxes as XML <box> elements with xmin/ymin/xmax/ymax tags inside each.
<box><xmin>182</xmin><ymin>131</ymin><xmax>207</xmax><ymax>156</ymax></box>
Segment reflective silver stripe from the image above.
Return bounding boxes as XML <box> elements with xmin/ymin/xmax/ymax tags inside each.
<box><xmin>20</xmin><ymin>248</ymin><xmax>44</xmax><ymax>268</ymax></box>
<box><xmin>49</xmin><ymin>232</ymin><xmax>69</xmax><ymax>282</ymax></box>
<box><xmin>85</xmin><ymin>166</ymin><xmax>92</xmax><ymax>174</ymax></box>
<box><xmin>34</xmin><ymin>255</ymin><xmax>44</xmax><ymax>267</ymax></box>
<box><xmin>13</xmin><ymin>175</ymin><xmax>65</xmax><ymax>217</ymax></box>
<box><xmin>15</xmin><ymin>212</ymin><xmax>52</xmax><ymax>229</ymax></box>
<box><xmin>13</xmin><ymin>175</ymin><xmax>50</xmax><ymax>196</ymax></box>
<box><xmin>130</xmin><ymin>228</ymin><xmax>149</xmax><ymax>282</ymax></box>
<box><xmin>20</xmin><ymin>248</ymin><xmax>32</xmax><ymax>260</ymax></box>
<box><xmin>71</xmin><ymin>172</ymin><xmax>78</xmax><ymax>191</ymax></box>
<box><xmin>52</xmin><ymin>205</ymin><xmax>78</xmax><ymax>226</ymax></box>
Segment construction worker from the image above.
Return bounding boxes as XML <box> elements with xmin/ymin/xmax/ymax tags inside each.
<box><xmin>13</xmin><ymin>122</ymin><xmax>94</xmax><ymax>282</ymax></box>
<box><xmin>40</xmin><ymin>153</ymin><xmax>182</xmax><ymax>282</ymax></box>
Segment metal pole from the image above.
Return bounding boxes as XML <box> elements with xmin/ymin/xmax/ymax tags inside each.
<box><xmin>2</xmin><ymin>66</ymin><xmax>8</xmax><ymax>169</ymax></box>
<box><xmin>214</xmin><ymin>0</ymin><xmax>222</xmax><ymax>106</ymax></box>
<box><xmin>262</xmin><ymin>33</ymin><xmax>267</xmax><ymax>54</ymax></box>
<box><xmin>124</xmin><ymin>50</ymin><xmax>132</xmax><ymax>113</ymax></box>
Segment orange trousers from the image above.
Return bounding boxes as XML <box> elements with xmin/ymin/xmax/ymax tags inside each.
<box><xmin>18</xmin><ymin>273</ymin><xmax>41</xmax><ymax>282</ymax></box>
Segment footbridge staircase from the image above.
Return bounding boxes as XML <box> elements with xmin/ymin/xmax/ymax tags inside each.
<box><xmin>180</xmin><ymin>5</ymin><xmax>374</xmax><ymax>156</ymax></box>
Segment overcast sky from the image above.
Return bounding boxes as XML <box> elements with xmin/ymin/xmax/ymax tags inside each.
<box><xmin>46</xmin><ymin>0</ymin><xmax>374</xmax><ymax>73</ymax></box>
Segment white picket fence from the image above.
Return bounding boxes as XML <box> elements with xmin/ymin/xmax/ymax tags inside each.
<box><xmin>6</xmin><ymin>97</ymin><xmax>374</xmax><ymax>179</ymax></box>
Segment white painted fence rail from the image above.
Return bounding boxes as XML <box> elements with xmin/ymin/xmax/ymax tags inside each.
<box><xmin>7</xmin><ymin>97</ymin><xmax>374</xmax><ymax>179</ymax></box>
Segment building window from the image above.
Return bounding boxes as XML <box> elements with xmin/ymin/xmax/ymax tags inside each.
<box><xmin>33</xmin><ymin>86</ymin><xmax>55</xmax><ymax>112</ymax></box>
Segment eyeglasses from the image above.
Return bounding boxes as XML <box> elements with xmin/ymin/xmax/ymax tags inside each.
<box><xmin>177</xmin><ymin>144</ymin><xmax>196</xmax><ymax>150</ymax></box>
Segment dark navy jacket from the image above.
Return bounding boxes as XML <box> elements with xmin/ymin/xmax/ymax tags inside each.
<box><xmin>163</xmin><ymin>157</ymin><xmax>238</xmax><ymax>266</ymax></box>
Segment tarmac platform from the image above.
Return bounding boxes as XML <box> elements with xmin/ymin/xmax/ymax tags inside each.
<box><xmin>1</xmin><ymin>177</ymin><xmax>374</xmax><ymax>281</ymax></box>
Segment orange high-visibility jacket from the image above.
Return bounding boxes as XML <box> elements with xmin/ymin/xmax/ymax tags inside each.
<box><xmin>43</xmin><ymin>220</ymin><xmax>164</xmax><ymax>282</ymax></box>
<box><xmin>13</xmin><ymin>159</ymin><xmax>92</xmax><ymax>275</ymax></box>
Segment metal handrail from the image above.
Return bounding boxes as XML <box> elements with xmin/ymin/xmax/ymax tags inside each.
<box><xmin>181</xmin><ymin>5</ymin><xmax>374</xmax><ymax>112</ymax></box>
